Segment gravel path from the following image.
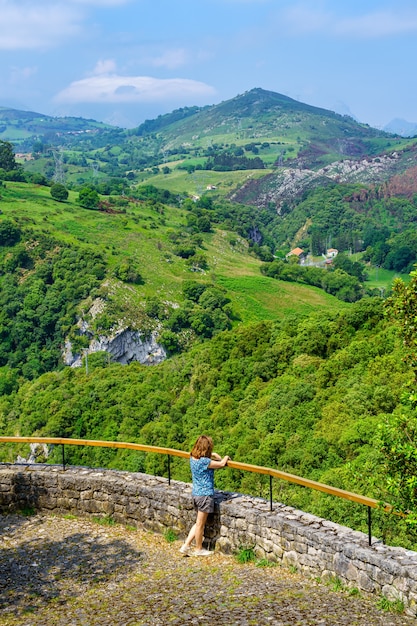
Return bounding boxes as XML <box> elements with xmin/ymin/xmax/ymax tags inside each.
<box><xmin>0</xmin><ymin>513</ymin><xmax>413</xmax><ymax>626</ymax></box>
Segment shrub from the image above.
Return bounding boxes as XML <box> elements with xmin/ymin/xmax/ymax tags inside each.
<box><xmin>0</xmin><ymin>220</ymin><xmax>21</xmax><ymax>246</ymax></box>
<box><xmin>78</xmin><ymin>187</ymin><xmax>100</xmax><ymax>209</ymax></box>
<box><xmin>50</xmin><ymin>183</ymin><xmax>69</xmax><ymax>202</ymax></box>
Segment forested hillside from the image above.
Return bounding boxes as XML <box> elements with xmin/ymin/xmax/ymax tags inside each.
<box><xmin>1</xmin><ymin>294</ymin><xmax>416</xmax><ymax>548</ymax></box>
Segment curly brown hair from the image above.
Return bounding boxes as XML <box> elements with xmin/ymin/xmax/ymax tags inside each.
<box><xmin>190</xmin><ymin>435</ymin><xmax>213</xmax><ymax>459</ymax></box>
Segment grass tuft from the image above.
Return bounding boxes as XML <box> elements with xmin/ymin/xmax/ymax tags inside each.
<box><xmin>235</xmin><ymin>546</ymin><xmax>256</xmax><ymax>564</ymax></box>
<box><xmin>377</xmin><ymin>595</ymin><xmax>405</xmax><ymax>614</ymax></box>
<box><xmin>163</xmin><ymin>528</ymin><xmax>178</xmax><ymax>543</ymax></box>
<box><xmin>92</xmin><ymin>515</ymin><xmax>116</xmax><ymax>526</ymax></box>
<box><xmin>19</xmin><ymin>506</ymin><xmax>36</xmax><ymax>517</ymax></box>
<box><xmin>255</xmin><ymin>558</ymin><xmax>277</xmax><ymax>568</ymax></box>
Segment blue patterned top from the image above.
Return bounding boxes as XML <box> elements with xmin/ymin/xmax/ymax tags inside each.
<box><xmin>190</xmin><ymin>456</ymin><xmax>214</xmax><ymax>496</ymax></box>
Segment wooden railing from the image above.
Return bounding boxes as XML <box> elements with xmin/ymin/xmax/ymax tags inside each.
<box><xmin>0</xmin><ymin>436</ymin><xmax>403</xmax><ymax>545</ymax></box>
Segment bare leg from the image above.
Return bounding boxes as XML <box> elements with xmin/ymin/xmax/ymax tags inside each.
<box><xmin>183</xmin><ymin>523</ymin><xmax>196</xmax><ymax>548</ymax></box>
<box><xmin>194</xmin><ymin>511</ymin><xmax>209</xmax><ymax>550</ymax></box>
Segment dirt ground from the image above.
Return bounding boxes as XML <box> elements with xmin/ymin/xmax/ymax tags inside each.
<box><xmin>0</xmin><ymin>513</ymin><xmax>414</xmax><ymax>626</ymax></box>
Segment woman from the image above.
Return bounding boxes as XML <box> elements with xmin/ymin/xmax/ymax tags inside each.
<box><xmin>180</xmin><ymin>435</ymin><xmax>230</xmax><ymax>556</ymax></box>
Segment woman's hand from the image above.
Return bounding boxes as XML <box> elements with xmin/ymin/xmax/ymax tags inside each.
<box><xmin>209</xmin><ymin>454</ymin><xmax>231</xmax><ymax>469</ymax></box>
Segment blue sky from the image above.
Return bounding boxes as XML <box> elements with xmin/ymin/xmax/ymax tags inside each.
<box><xmin>1</xmin><ymin>0</ymin><xmax>416</xmax><ymax>129</ymax></box>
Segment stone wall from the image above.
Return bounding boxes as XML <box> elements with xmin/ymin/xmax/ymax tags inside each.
<box><xmin>1</xmin><ymin>463</ymin><xmax>416</xmax><ymax>617</ymax></box>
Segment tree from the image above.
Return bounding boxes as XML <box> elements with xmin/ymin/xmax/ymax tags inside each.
<box><xmin>387</xmin><ymin>272</ymin><xmax>417</xmax><ymax>374</ymax></box>
<box><xmin>196</xmin><ymin>216</ymin><xmax>211</xmax><ymax>232</ymax></box>
<box><xmin>333</xmin><ymin>253</ymin><xmax>367</xmax><ymax>281</ymax></box>
<box><xmin>159</xmin><ymin>330</ymin><xmax>181</xmax><ymax>355</ymax></box>
<box><xmin>379</xmin><ymin>272</ymin><xmax>417</xmax><ymax>520</ymax></box>
<box><xmin>185</xmin><ymin>253</ymin><xmax>208</xmax><ymax>271</ymax></box>
<box><xmin>378</xmin><ymin>399</ymin><xmax>417</xmax><ymax>520</ymax></box>
<box><xmin>0</xmin><ymin>220</ymin><xmax>21</xmax><ymax>246</ymax></box>
<box><xmin>183</xmin><ymin>281</ymin><xmax>208</xmax><ymax>302</ymax></box>
<box><xmin>78</xmin><ymin>187</ymin><xmax>100</xmax><ymax>209</ymax></box>
<box><xmin>50</xmin><ymin>183</ymin><xmax>69</xmax><ymax>202</ymax></box>
<box><xmin>198</xmin><ymin>287</ymin><xmax>230</xmax><ymax>311</ymax></box>
<box><xmin>0</xmin><ymin>141</ymin><xmax>17</xmax><ymax>171</ymax></box>
<box><xmin>113</xmin><ymin>261</ymin><xmax>143</xmax><ymax>284</ymax></box>
<box><xmin>384</xmin><ymin>246</ymin><xmax>416</xmax><ymax>273</ymax></box>
<box><xmin>173</xmin><ymin>245</ymin><xmax>196</xmax><ymax>259</ymax></box>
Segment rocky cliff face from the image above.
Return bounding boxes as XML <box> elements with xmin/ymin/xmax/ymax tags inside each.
<box><xmin>63</xmin><ymin>297</ymin><xmax>167</xmax><ymax>368</ymax></box>
<box><xmin>63</xmin><ymin>328</ymin><xmax>166</xmax><ymax>368</ymax></box>
<box><xmin>231</xmin><ymin>150</ymin><xmax>410</xmax><ymax>210</ymax></box>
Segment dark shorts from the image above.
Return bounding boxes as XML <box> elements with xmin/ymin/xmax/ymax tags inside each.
<box><xmin>193</xmin><ymin>495</ymin><xmax>214</xmax><ymax>513</ymax></box>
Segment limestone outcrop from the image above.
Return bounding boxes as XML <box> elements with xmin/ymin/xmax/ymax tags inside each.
<box><xmin>63</xmin><ymin>328</ymin><xmax>166</xmax><ymax>367</ymax></box>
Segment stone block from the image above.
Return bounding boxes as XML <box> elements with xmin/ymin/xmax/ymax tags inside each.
<box><xmin>79</xmin><ymin>490</ymin><xmax>93</xmax><ymax>501</ymax></box>
<box><xmin>93</xmin><ymin>491</ymin><xmax>110</xmax><ymax>501</ymax></box>
<box><xmin>281</xmin><ymin>537</ymin><xmax>293</xmax><ymax>551</ymax></box>
<box><xmin>62</xmin><ymin>489</ymin><xmax>80</xmax><ymax>499</ymax></box>
<box><xmin>407</xmin><ymin>591</ymin><xmax>417</xmax><ymax>616</ymax></box>
<box><xmin>292</xmin><ymin>540</ymin><xmax>308</xmax><ymax>554</ymax></box>
<box><xmin>282</xmin><ymin>550</ymin><xmax>299</xmax><ymax>567</ymax></box>
<box><xmin>333</xmin><ymin>552</ymin><xmax>359</xmax><ymax>581</ymax></box>
<box><xmin>392</xmin><ymin>576</ymin><xmax>411</xmax><ymax>593</ymax></box>
<box><xmin>366</xmin><ymin>563</ymin><xmax>393</xmax><ymax>586</ymax></box>
<box><xmin>0</xmin><ymin>493</ymin><xmax>14</xmax><ymax>506</ymax></box>
<box><xmin>358</xmin><ymin>571</ymin><xmax>378</xmax><ymax>593</ymax></box>
<box><xmin>298</xmin><ymin>554</ymin><xmax>321</xmax><ymax>571</ymax></box>
<box><xmin>381</xmin><ymin>584</ymin><xmax>404</xmax><ymax>602</ymax></box>
<box><xmin>59</xmin><ymin>474</ymin><xmax>83</xmax><ymax>490</ymax></box>
<box><xmin>37</xmin><ymin>496</ymin><xmax>57</xmax><ymax>509</ymax></box>
<box><xmin>79</xmin><ymin>499</ymin><xmax>105</xmax><ymax>514</ymax></box>
<box><xmin>321</xmin><ymin>570</ymin><xmax>335</xmax><ymax>583</ymax></box>
<box><xmin>256</xmin><ymin>536</ymin><xmax>275</xmax><ymax>554</ymax></box>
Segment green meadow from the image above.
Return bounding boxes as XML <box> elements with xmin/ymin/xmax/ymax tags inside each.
<box><xmin>0</xmin><ymin>181</ymin><xmax>346</xmax><ymax>321</ymax></box>
<box><xmin>147</xmin><ymin>167</ymin><xmax>271</xmax><ymax>198</ymax></box>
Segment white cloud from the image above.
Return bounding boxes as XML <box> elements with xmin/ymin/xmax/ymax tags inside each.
<box><xmin>282</xmin><ymin>4</ymin><xmax>417</xmax><ymax>38</ymax></box>
<box><xmin>0</xmin><ymin>0</ymin><xmax>130</xmax><ymax>50</ymax></box>
<box><xmin>54</xmin><ymin>74</ymin><xmax>216</xmax><ymax>103</ymax></box>
<box><xmin>0</xmin><ymin>1</ymin><xmax>81</xmax><ymax>49</ymax></box>
<box><xmin>93</xmin><ymin>59</ymin><xmax>118</xmax><ymax>75</ymax></box>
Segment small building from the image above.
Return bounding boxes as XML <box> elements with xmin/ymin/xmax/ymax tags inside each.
<box><xmin>326</xmin><ymin>248</ymin><xmax>339</xmax><ymax>259</ymax></box>
<box><xmin>15</xmin><ymin>153</ymin><xmax>34</xmax><ymax>161</ymax></box>
<box><xmin>286</xmin><ymin>247</ymin><xmax>305</xmax><ymax>259</ymax></box>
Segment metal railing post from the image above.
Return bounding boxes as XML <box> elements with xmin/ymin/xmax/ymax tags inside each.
<box><xmin>269</xmin><ymin>475</ymin><xmax>273</xmax><ymax>511</ymax></box>
<box><xmin>368</xmin><ymin>506</ymin><xmax>372</xmax><ymax>546</ymax></box>
<box><xmin>168</xmin><ymin>454</ymin><xmax>171</xmax><ymax>485</ymax></box>
<box><xmin>62</xmin><ymin>444</ymin><xmax>66</xmax><ymax>471</ymax></box>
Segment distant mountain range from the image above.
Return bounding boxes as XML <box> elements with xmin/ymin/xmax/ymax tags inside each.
<box><xmin>384</xmin><ymin>118</ymin><xmax>417</xmax><ymax>137</ymax></box>
<box><xmin>2</xmin><ymin>90</ymin><xmax>417</xmax><ymax>153</ymax></box>
<box><xmin>0</xmin><ymin>106</ymin><xmax>113</xmax><ymax>146</ymax></box>
<box><xmin>1</xmin><ymin>88</ymin><xmax>415</xmax><ymax>179</ymax></box>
